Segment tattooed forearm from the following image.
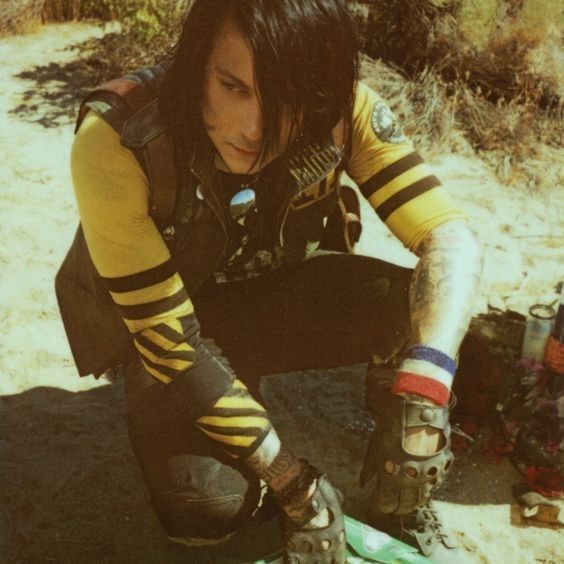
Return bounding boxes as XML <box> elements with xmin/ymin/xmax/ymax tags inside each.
<box><xmin>244</xmin><ymin>430</ymin><xmax>321</xmax><ymax>524</ymax></box>
<box><xmin>261</xmin><ymin>448</ymin><xmax>296</xmax><ymax>484</ymax></box>
<box><xmin>410</xmin><ymin>220</ymin><xmax>483</xmax><ymax>358</ymax></box>
<box><xmin>245</xmin><ymin>428</ymin><xmax>281</xmax><ymax>476</ymax></box>
<box><xmin>245</xmin><ymin>429</ymin><xmax>302</xmax><ymax>490</ymax></box>
<box><xmin>245</xmin><ymin>431</ymin><xmax>321</xmax><ymax>524</ymax></box>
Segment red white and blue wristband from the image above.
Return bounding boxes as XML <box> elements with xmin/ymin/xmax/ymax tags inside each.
<box><xmin>391</xmin><ymin>345</ymin><xmax>457</xmax><ymax>406</ymax></box>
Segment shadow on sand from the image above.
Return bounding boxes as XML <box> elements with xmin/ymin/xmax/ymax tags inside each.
<box><xmin>0</xmin><ymin>380</ymin><xmax>278</xmax><ymax>563</ymax></box>
<box><xmin>0</xmin><ymin>366</ymin><xmax>523</xmax><ymax>562</ymax></box>
<box><xmin>9</xmin><ymin>35</ymin><xmax>120</xmax><ymax>129</ymax></box>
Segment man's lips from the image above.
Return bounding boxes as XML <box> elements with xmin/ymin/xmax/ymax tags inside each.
<box><xmin>230</xmin><ymin>143</ymin><xmax>258</xmax><ymax>157</ymax></box>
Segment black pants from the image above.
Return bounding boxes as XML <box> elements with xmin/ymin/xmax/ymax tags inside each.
<box><xmin>124</xmin><ymin>253</ymin><xmax>412</xmax><ymax>541</ymax></box>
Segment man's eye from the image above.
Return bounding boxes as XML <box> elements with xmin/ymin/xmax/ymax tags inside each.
<box><xmin>221</xmin><ymin>80</ymin><xmax>238</xmax><ymax>92</ymax></box>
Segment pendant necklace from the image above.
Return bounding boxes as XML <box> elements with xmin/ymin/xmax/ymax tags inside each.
<box><xmin>215</xmin><ymin>153</ymin><xmax>262</xmax><ymax>223</ymax></box>
<box><xmin>229</xmin><ymin>171</ymin><xmax>261</xmax><ymax>224</ymax></box>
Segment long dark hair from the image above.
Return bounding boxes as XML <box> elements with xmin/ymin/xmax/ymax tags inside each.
<box><xmin>160</xmin><ymin>0</ymin><xmax>359</xmax><ymax>164</ymax></box>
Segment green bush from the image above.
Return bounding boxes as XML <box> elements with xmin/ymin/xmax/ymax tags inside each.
<box><xmin>43</xmin><ymin>0</ymin><xmax>187</xmax><ymax>43</ymax></box>
<box><xmin>90</xmin><ymin>0</ymin><xmax>186</xmax><ymax>43</ymax></box>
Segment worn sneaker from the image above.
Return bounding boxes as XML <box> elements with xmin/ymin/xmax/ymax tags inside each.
<box><xmin>371</xmin><ymin>502</ymin><xmax>470</xmax><ymax>563</ymax></box>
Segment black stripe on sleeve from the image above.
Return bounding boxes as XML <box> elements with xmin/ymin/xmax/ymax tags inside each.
<box><xmin>236</xmin><ymin>437</ymin><xmax>271</xmax><ymax>458</ymax></box>
<box><xmin>208</xmin><ymin>407</ymin><xmax>267</xmax><ymax>418</ymax></box>
<box><xmin>375</xmin><ymin>175</ymin><xmax>442</xmax><ymax>222</ymax></box>
<box><xmin>117</xmin><ymin>288</ymin><xmax>188</xmax><ymax>320</ymax></box>
<box><xmin>101</xmin><ymin>259</ymin><xmax>177</xmax><ymax>293</ymax></box>
<box><xmin>197</xmin><ymin>423</ymin><xmax>269</xmax><ymax>437</ymax></box>
<box><xmin>359</xmin><ymin>152</ymin><xmax>424</xmax><ymax>199</ymax></box>
<box><xmin>135</xmin><ymin>333</ymin><xmax>195</xmax><ymax>363</ymax></box>
<box><xmin>151</xmin><ymin>319</ymin><xmax>194</xmax><ymax>343</ymax></box>
<box><xmin>139</xmin><ymin>354</ymin><xmax>186</xmax><ymax>380</ymax></box>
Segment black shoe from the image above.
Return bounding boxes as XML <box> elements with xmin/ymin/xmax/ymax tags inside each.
<box><xmin>370</xmin><ymin>502</ymin><xmax>470</xmax><ymax>563</ymax></box>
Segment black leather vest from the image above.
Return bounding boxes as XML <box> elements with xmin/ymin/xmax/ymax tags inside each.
<box><xmin>56</xmin><ymin>64</ymin><xmax>350</xmax><ymax>377</ymax></box>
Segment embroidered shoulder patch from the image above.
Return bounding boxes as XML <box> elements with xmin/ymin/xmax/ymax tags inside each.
<box><xmin>370</xmin><ymin>100</ymin><xmax>406</xmax><ymax>144</ymax></box>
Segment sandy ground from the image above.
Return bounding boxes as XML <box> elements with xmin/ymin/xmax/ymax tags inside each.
<box><xmin>0</xmin><ymin>23</ymin><xmax>562</xmax><ymax>563</ymax></box>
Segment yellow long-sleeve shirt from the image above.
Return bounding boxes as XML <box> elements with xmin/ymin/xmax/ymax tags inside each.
<box><xmin>71</xmin><ymin>81</ymin><xmax>465</xmax><ymax>387</ymax></box>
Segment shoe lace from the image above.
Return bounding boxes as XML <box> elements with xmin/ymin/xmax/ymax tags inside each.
<box><xmin>414</xmin><ymin>504</ymin><xmax>450</xmax><ymax>543</ymax></box>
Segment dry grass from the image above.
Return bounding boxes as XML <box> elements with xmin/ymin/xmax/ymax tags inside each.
<box><xmin>41</xmin><ymin>0</ymin><xmax>114</xmax><ymax>22</ymax></box>
<box><xmin>458</xmin><ymin>0</ymin><xmax>504</xmax><ymax>47</ymax></box>
<box><xmin>0</xmin><ymin>0</ymin><xmax>44</xmax><ymax>37</ymax></box>
<box><xmin>352</xmin><ymin>0</ymin><xmax>563</xmax><ymax>165</ymax></box>
<box><xmin>70</xmin><ymin>31</ymin><xmax>172</xmax><ymax>86</ymax></box>
<box><xmin>42</xmin><ymin>0</ymin><xmax>82</xmax><ymax>22</ymax></box>
<box><xmin>0</xmin><ymin>18</ymin><xmax>42</xmax><ymax>37</ymax></box>
<box><xmin>39</xmin><ymin>1</ymin><xmax>185</xmax><ymax>81</ymax></box>
<box><xmin>360</xmin><ymin>56</ymin><xmax>457</xmax><ymax>154</ymax></box>
<box><xmin>351</xmin><ymin>0</ymin><xmax>460</xmax><ymax>74</ymax></box>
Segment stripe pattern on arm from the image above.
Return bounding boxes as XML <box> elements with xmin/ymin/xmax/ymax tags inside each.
<box><xmin>102</xmin><ymin>259</ymin><xmax>196</xmax><ymax>384</ymax></box>
<box><xmin>359</xmin><ymin>151</ymin><xmax>442</xmax><ymax>222</ymax></box>
<box><xmin>196</xmin><ymin>379</ymin><xmax>272</xmax><ymax>459</ymax></box>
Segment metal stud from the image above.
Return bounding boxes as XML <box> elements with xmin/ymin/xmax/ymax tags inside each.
<box><xmin>162</xmin><ymin>225</ymin><xmax>175</xmax><ymax>241</ymax></box>
<box><xmin>420</xmin><ymin>408</ymin><xmax>434</xmax><ymax>423</ymax></box>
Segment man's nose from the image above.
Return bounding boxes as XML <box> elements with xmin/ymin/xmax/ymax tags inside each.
<box><xmin>241</xmin><ymin>99</ymin><xmax>263</xmax><ymax>145</ymax></box>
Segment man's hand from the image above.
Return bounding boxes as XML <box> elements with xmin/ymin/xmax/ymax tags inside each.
<box><xmin>361</xmin><ymin>392</ymin><xmax>454</xmax><ymax>515</ymax></box>
<box><xmin>276</xmin><ymin>470</ymin><xmax>347</xmax><ymax>564</ymax></box>
<box><xmin>401</xmin><ymin>393</ymin><xmax>445</xmax><ymax>455</ymax></box>
<box><xmin>245</xmin><ymin>433</ymin><xmax>346</xmax><ymax>563</ymax></box>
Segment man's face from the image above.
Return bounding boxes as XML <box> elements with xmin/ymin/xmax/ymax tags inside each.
<box><xmin>202</xmin><ymin>19</ymin><xmax>289</xmax><ymax>174</ymax></box>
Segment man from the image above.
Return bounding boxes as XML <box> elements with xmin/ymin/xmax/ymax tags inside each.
<box><xmin>56</xmin><ymin>1</ymin><xmax>482</xmax><ymax>562</ymax></box>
